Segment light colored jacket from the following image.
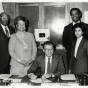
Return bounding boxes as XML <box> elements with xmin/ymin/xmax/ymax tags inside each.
<box><xmin>9</xmin><ymin>32</ymin><xmax>37</xmax><ymax>67</ymax></box>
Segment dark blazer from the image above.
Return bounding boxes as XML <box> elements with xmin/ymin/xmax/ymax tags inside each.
<box><xmin>27</xmin><ymin>53</ymin><xmax>65</xmax><ymax>77</ymax></box>
<box><xmin>69</xmin><ymin>38</ymin><xmax>88</xmax><ymax>75</ymax></box>
<box><xmin>0</xmin><ymin>24</ymin><xmax>15</xmax><ymax>68</ymax></box>
<box><xmin>62</xmin><ymin>22</ymin><xmax>88</xmax><ymax>66</ymax></box>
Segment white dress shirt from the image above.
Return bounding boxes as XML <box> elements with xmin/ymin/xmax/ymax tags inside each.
<box><xmin>1</xmin><ymin>24</ymin><xmax>10</xmax><ymax>37</ymax></box>
<box><xmin>73</xmin><ymin>21</ymin><xmax>80</xmax><ymax>26</ymax></box>
<box><xmin>74</xmin><ymin>36</ymin><xmax>83</xmax><ymax>58</ymax></box>
<box><xmin>45</xmin><ymin>56</ymin><xmax>52</xmax><ymax>74</ymax></box>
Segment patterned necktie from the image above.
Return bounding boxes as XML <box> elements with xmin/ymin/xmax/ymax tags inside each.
<box><xmin>5</xmin><ymin>27</ymin><xmax>9</xmax><ymax>37</ymax></box>
<box><xmin>47</xmin><ymin>58</ymin><xmax>51</xmax><ymax>73</ymax></box>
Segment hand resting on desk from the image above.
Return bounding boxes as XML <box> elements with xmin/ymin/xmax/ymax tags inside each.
<box><xmin>42</xmin><ymin>73</ymin><xmax>51</xmax><ymax>79</ymax></box>
<box><xmin>28</xmin><ymin>73</ymin><xmax>37</xmax><ymax>80</ymax></box>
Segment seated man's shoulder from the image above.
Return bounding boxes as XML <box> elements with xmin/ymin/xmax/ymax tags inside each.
<box><xmin>36</xmin><ymin>54</ymin><xmax>44</xmax><ymax>60</ymax></box>
<box><xmin>53</xmin><ymin>53</ymin><xmax>62</xmax><ymax>58</ymax></box>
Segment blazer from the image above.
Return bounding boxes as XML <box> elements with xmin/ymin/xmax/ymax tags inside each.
<box><xmin>9</xmin><ymin>32</ymin><xmax>37</xmax><ymax>67</ymax></box>
<box><xmin>69</xmin><ymin>38</ymin><xmax>88</xmax><ymax>74</ymax></box>
<box><xmin>0</xmin><ymin>24</ymin><xmax>15</xmax><ymax>68</ymax></box>
<box><xmin>27</xmin><ymin>53</ymin><xmax>65</xmax><ymax>77</ymax></box>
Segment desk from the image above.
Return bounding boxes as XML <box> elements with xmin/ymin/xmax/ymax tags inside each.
<box><xmin>1</xmin><ymin>74</ymin><xmax>88</xmax><ymax>86</ymax></box>
<box><xmin>37</xmin><ymin>49</ymin><xmax>68</xmax><ymax>73</ymax></box>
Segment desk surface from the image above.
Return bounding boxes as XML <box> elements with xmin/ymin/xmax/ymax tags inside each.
<box><xmin>1</xmin><ymin>74</ymin><xmax>88</xmax><ymax>86</ymax></box>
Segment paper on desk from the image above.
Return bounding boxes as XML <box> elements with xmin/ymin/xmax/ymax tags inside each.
<box><xmin>9</xmin><ymin>79</ymin><xmax>22</xmax><ymax>83</ymax></box>
<box><xmin>30</xmin><ymin>78</ymin><xmax>52</xmax><ymax>83</ymax></box>
<box><xmin>61</xmin><ymin>82</ymin><xmax>79</xmax><ymax>86</ymax></box>
<box><xmin>30</xmin><ymin>78</ymin><xmax>42</xmax><ymax>83</ymax></box>
<box><xmin>18</xmin><ymin>75</ymin><xmax>24</xmax><ymax>78</ymax></box>
<box><xmin>0</xmin><ymin>74</ymin><xmax>12</xmax><ymax>80</ymax></box>
<box><xmin>61</xmin><ymin>74</ymin><xmax>76</xmax><ymax>80</ymax></box>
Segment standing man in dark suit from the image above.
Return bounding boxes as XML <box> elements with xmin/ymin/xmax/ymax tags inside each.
<box><xmin>0</xmin><ymin>12</ymin><xmax>15</xmax><ymax>74</ymax></box>
<box><xmin>62</xmin><ymin>8</ymin><xmax>88</xmax><ymax>68</ymax></box>
<box><xmin>27</xmin><ymin>41</ymin><xmax>65</xmax><ymax>80</ymax></box>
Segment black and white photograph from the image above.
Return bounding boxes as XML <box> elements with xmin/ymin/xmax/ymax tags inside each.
<box><xmin>0</xmin><ymin>0</ymin><xmax>88</xmax><ymax>86</ymax></box>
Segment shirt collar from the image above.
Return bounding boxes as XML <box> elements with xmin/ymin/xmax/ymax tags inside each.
<box><xmin>77</xmin><ymin>36</ymin><xmax>83</xmax><ymax>41</ymax></box>
<box><xmin>45</xmin><ymin>55</ymin><xmax>52</xmax><ymax>59</ymax></box>
<box><xmin>73</xmin><ymin>21</ymin><xmax>80</xmax><ymax>25</ymax></box>
<box><xmin>1</xmin><ymin>24</ymin><xmax>7</xmax><ymax>28</ymax></box>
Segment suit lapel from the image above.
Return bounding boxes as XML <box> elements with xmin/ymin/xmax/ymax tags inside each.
<box><xmin>0</xmin><ymin>24</ymin><xmax>9</xmax><ymax>39</ymax></box>
<box><xmin>72</xmin><ymin>40</ymin><xmax>76</xmax><ymax>58</ymax></box>
<box><xmin>76</xmin><ymin>38</ymin><xmax>86</xmax><ymax>58</ymax></box>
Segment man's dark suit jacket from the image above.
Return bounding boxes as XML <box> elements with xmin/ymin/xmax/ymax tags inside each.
<box><xmin>0</xmin><ymin>24</ymin><xmax>15</xmax><ymax>69</ymax></box>
<box><xmin>62</xmin><ymin>22</ymin><xmax>88</xmax><ymax>66</ymax></box>
<box><xmin>69</xmin><ymin>38</ymin><xmax>88</xmax><ymax>75</ymax></box>
<box><xmin>27</xmin><ymin>53</ymin><xmax>65</xmax><ymax>77</ymax></box>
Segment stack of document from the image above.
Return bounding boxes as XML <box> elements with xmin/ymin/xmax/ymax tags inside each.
<box><xmin>61</xmin><ymin>74</ymin><xmax>76</xmax><ymax>80</ymax></box>
<box><xmin>8</xmin><ymin>78</ymin><xmax>22</xmax><ymax>83</ymax></box>
<box><xmin>60</xmin><ymin>74</ymin><xmax>79</xmax><ymax>86</ymax></box>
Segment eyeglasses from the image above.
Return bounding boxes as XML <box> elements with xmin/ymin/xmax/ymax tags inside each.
<box><xmin>44</xmin><ymin>48</ymin><xmax>53</xmax><ymax>51</ymax></box>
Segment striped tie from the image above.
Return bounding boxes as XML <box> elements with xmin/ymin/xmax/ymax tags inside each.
<box><xmin>5</xmin><ymin>27</ymin><xmax>9</xmax><ymax>37</ymax></box>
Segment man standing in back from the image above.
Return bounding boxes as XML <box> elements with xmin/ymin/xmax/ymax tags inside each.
<box><xmin>0</xmin><ymin>12</ymin><xmax>15</xmax><ymax>74</ymax></box>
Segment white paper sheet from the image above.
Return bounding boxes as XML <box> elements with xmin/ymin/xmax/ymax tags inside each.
<box><xmin>30</xmin><ymin>78</ymin><xmax>52</xmax><ymax>83</ymax></box>
<box><xmin>61</xmin><ymin>74</ymin><xmax>76</xmax><ymax>80</ymax></box>
<box><xmin>9</xmin><ymin>79</ymin><xmax>22</xmax><ymax>83</ymax></box>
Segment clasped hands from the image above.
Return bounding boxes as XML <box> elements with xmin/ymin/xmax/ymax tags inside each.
<box><xmin>28</xmin><ymin>73</ymin><xmax>52</xmax><ymax>80</ymax></box>
<box><xmin>19</xmin><ymin>59</ymin><xmax>33</xmax><ymax>66</ymax></box>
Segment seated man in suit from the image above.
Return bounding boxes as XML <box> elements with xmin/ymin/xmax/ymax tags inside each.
<box><xmin>27</xmin><ymin>41</ymin><xmax>65</xmax><ymax>80</ymax></box>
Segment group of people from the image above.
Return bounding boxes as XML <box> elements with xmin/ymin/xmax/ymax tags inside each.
<box><xmin>62</xmin><ymin>8</ymin><xmax>88</xmax><ymax>75</ymax></box>
<box><xmin>0</xmin><ymin>7</ymin><xmax>88</xmax><ymax>80</ymax></box>
<box><xmin>0</xmin><ymin>12</ymin><xmax>65</xmax><ymax>80</ymax></box>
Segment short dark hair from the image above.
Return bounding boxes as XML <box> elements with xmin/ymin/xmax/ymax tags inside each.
<box><xmin>43</xmin><ymin>41</ymin><xmax>56</xmax><ymax>51</ymax></box>
<box><xmin>70</xmin><ymin>8</ymin><xmax>82</xmax><ymax>18</ymax></box>
<box><xmin>73</xmin><ymin>23</ymin><xmax>87</xmax><ymax>39</ymax></box>
<box><xmin>14</xmin><ymin>16</ymin><xmax>28</xmax><ymax>30</ymax></box>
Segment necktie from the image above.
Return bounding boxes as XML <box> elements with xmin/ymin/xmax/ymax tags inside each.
<box><xmin>5</xmin><ymin>27</ymin><xmax>9</xmax><ymax>37</ymax></box>
<box><xmin>47</xmin><ymin>58</ymin><xmax>51</xmax><ymax>73</ymax></box>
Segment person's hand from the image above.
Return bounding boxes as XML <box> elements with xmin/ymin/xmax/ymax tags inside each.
<box><xmin>19</xmin><ymin>60</ymin><xmax>27</xmax><ymax>66</ymax></box>
<box><xmin>42</xmin><ymin>73</ymin><xmax>51</xmax><ymax>79</ymax></box>
<box><xmin>23</xmin><ymin>59</ymin><xmax>33</xmax><ymax>67</ymax></box>
<box><xmin>28</xmin><ymin>73</ymin><xmax>37</xmax><ymax>80</ymax></box>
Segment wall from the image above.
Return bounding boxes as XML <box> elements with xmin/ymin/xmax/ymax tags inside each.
<box><xmin>2</xmin><ymin>2</ymin><xmax>88</xmax><ymax>26</ymax></box>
